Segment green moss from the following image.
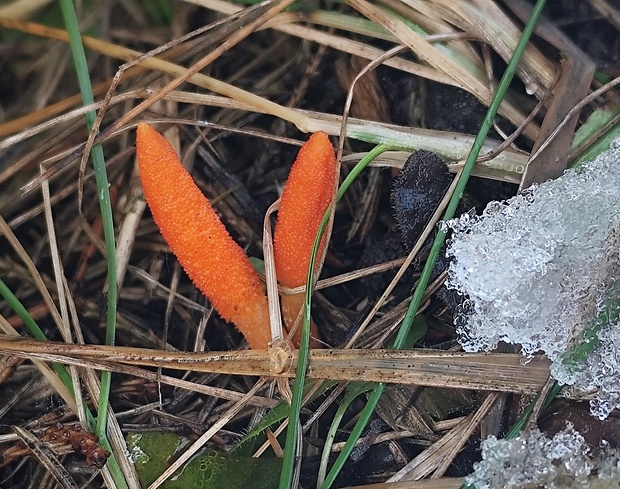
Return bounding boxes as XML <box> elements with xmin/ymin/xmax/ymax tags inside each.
<box><xmin>127</xmin><ymin>432</ymin><xmax>281</xmax><ymax>489</ymax></box>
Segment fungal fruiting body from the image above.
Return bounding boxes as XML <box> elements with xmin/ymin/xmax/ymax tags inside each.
<box><xmin>273</xmin><ymin>131</ymin><xmax>337</xmax><ymax>347</ymax></box>
<box><xmin>136</xmin><ymin>123</ymin><xmax>271</xmax><ymax>349</ymax></box>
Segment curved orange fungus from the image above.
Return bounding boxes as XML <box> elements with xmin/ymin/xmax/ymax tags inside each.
<box><xmin>136</xmin><ymin>123</ymin><xmax>271</xmax><ymax>349</ymax></box>
<box><xmin>273</xmin><ymin>132</ymin><xmax>337</xmax><ymax>346</ymax></box>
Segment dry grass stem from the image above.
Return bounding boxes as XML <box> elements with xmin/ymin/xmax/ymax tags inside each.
<box><xmin>0</xmin><ymin>336</ymin><xmax>551</xmax><ymax>393</ymax></box>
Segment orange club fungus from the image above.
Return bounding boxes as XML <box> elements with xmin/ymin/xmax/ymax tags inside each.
<box><xmin>136</xmin><ymin>124</ymin><xmax>336</xmax><ymax>349</ymax></box>
<box><xmin>273</xmin><ymin>131</ymin><xmax>337</xmax><ymax>347</ymax></box>
<box><xmin>136</xmin><ymin>123</ymin><xmax>271</xmax><ymax>349</ymax></box>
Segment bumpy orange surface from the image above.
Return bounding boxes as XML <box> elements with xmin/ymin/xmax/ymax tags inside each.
<box><xmin>274</xmin><ymin>131</ymin><xmax>337</xmax><ymax>288</ymax></box>
<box><xmin>136</xmin><ymin>123</ymin><xmax>271</xmax><ymax>349</ymax></box>
<box><xmin>273</xmin><ymin>131</ymin><xmax>337</xmax><ymax>347</ymax></box>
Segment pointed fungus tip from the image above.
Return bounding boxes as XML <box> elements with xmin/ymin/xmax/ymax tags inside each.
<box><xmin>274</xmin><ymin>131</ymin><xmax>337</xmax><ymax>288</ymax></box>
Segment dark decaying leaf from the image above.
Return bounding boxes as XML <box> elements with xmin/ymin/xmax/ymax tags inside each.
<box><xmin>392</xmin><ymin>150</ymin><xmax>452</xmax><ymax>248</ymax></box>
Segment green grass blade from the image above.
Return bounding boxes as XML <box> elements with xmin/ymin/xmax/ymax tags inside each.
<box><xmin>563</xmin><ymin>281</ymin><xmax>620</xmax><ymax>366</ymax></box>
<box><xmin>393</xmin><ymin>0</ymin><xmax>546</xmax><ymax>349</ymax></box>
<box><xmin>320</xmin><ymin>383</ymin><xmax>385</xmax><ymax>488</ymax></box>
<box><xmin>319</xmin><ymin>316</ymin><xmax>426</xmax><ymax>488</ymax></box>
<box><xmin>569</xmin><ymin>107</ymin><xmax>620</xmax><ymax>167</ymax></box>
<box><xmin>279</xmin><ymin>144</ymin><xmax>391</xmax><ymax>488</ymax></box>
<box><xmin>57</xmin><ymin>1</ymin><xmax>124</xmax><ymax>486</ymax></box>
<box><xmin>504</xmin><ymin>382</ymin><xmax>562</xmax><ymax>441</ymax></box>
<box><xmin>0</xmin><ymin>278</ymin><xmax>74</xmax><ymax>392</ymax></box>
<box><xmin>335</xmin><ymin>145</ymin><xmax>392</xmax><ymax>201</ymax></box>
<box><xmin>323</xmin><ymin>1</ymin><xmax>548</xmax><ymax>486</ymax></box>
<box><xmin>233</xmin><ymin>379</ymin><xmax>337</xmax><ymax>456</ymax></box>
<box><xmin>317</xmin><ymin>382</ymin><xmax>374</xmax><ymax>487</ymax></box>
<box><xmin>57</xmin><ymin>0</ymin><xmax>118</xmax><ymax>440</ymax></box>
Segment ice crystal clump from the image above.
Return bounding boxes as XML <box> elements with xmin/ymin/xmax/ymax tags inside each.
<box><xmin>445</xmin><ymin>138</ymin><xmax>620</xmax><ymax>418</ymax></box>
<box><xmin>552</xmin><ymin>317</ymin><xmax>620</xmax><ymax>420</ymax></box>
<box><xmin>465</xmin><ymin>425</ymin><xmax>620</xmax><ymax>489</ymax></box>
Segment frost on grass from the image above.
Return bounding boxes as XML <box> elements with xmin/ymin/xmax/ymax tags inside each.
<box><xmin>465</xmin><ymin>425</ymin><xmax>620</xmax><ymax>489</ymax></box>
<box><xmin>445</xmin><ymin>138</ymin><xmax>620</xmax><ymax>419</ymax></box>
